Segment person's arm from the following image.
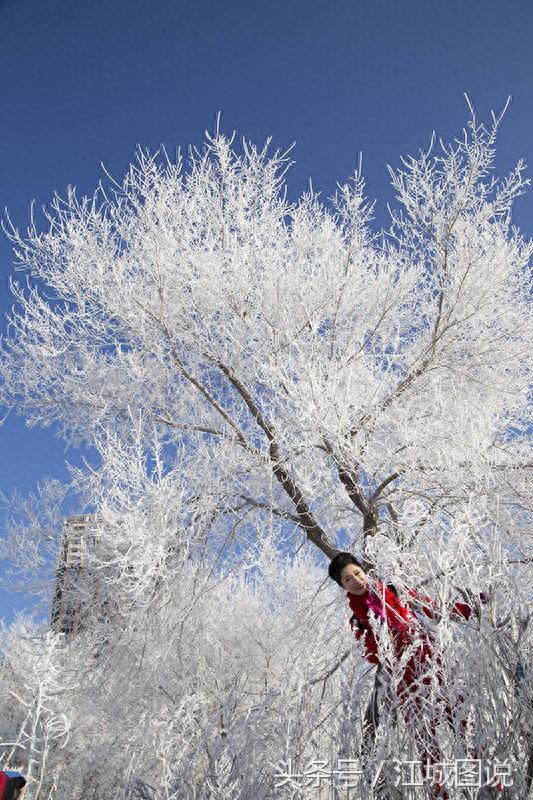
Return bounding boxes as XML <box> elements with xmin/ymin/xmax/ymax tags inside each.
<box><xmin>349</xmin><ymin>615</ymin><xmax>380</xmax><ymax>664</ymax></box>
<box><xmin>349</xmin><ymin>614</ymin><xmax>364</xmax><ymax>640</ymax></box>
<box><xmin>407</xmin><ymin>587</ymin><xmax>486</xmax><ymax>622</ymax></box>
<box><xmin>452</xmin><ymin>589</ymin><xmax>488</xmax><ymax>620</ymax></box>
<box><xmin>406</xmin><ymin>587</ymin><xmax>439</xmax><ymax>619</ymax></box>
<box><xmin>450</xmin><ymin>599</ymin><xmax>474</xmax><ymax>621</ymax></box>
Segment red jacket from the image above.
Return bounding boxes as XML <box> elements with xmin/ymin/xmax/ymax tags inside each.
<box><xmin>347</xmin><ymin>583</ymin><xmax>473</xmax><ymax>687</ymax></box>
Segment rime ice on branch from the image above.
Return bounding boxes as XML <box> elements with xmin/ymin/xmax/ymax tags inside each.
<box><xmin>0</xmin><ymin>107</ymin><xmax>531</xmax><ymax>798</ymax></box>
<box><xmin>1</xmin><ymin>108</ymin><xmax>531</xmax><ymax>562</ymax></box>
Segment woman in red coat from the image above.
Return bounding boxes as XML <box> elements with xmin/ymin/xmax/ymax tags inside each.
<box><xmin>329</xmin><ymin>552</ymin><xmax>476</xmax><ymax>798</ymax></box>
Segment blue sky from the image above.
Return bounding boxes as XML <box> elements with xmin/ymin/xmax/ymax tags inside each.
<box><xmin>1</xmin><ymin>0</ymin><xmax>532</xmax><ymax>621</ymax></box>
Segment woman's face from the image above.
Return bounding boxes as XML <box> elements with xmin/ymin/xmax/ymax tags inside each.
<box><xmin>340</xmin><ymin>563</ymin><xmax>368</xmax><ymax>595</ymax></box>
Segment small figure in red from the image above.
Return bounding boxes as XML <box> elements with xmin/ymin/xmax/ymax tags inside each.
<box><xmin>329</xmin><ymin>552</ymin><xmax>480</xmax><ymax>799</ymax></box>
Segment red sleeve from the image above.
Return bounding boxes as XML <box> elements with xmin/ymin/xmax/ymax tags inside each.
<box><xmin>451</xmin><ymin>601</ymin><xmax>472</xmax><ymax>620</ymax></box>
<box><xmin>407</xmin><ymin>588</ymin><xmax>437</xmax><ymax>619</ymax></box>
<box><xmin>349</xmin><ymin>617</ymin><xmax>380</xmax><ymax>664</ymax></box>
<box><xmin>408</xmin><ymin>588</ymin><xmax>477</xmax><ymax>621</ymax></box>
<box><xmin>349</xmin><ymin>616</ymin><xmax>363</xmax><ymax>642</ymax></box>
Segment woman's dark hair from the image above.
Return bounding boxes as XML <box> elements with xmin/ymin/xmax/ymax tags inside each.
<box><xmin>328</xmin><ymin>552</ymin><xmax>364</xmax><ymax>586</ymax></box>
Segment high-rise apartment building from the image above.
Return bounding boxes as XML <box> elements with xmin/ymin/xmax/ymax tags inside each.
<box><xmin>50</xmin><ymin>514</ymin><xmax>100</xmax><ymax>634</ymax></box>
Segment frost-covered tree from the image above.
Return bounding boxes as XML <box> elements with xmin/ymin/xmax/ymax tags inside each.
<box><xmin>1</xmin><ymin>521</ymin><xmax>356</xmax><ymax>800</ymax></box>
<box><xmin>0</xmin><ymin>490</ymin><xmax>530</xmax><ymax>799</ymax></box>
<box><xmin>0</xmin><ymin>105</ymin><xmax>531</xmax><ymax>798</ymax></box>
<box><xmin>0</xmin><ymin>620</ymin><xmax>71</xmax><ymax>797</ymax></box>
<box><xmin>2</xmin><ymin>106</ymin><xmax>531</xmax><ymax>561</ymax></box>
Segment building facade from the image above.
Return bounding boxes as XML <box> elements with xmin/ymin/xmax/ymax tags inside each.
<box><xmin>50</xmin><ymin>514</ymin><xmax>100</xmax><ymax>634</ymax></box>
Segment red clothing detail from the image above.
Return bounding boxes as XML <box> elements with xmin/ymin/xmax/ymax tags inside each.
<box><xmin>348</xmin><ymin>583</ymin><xmax>424</xmax><ymax>662</ymax></box>
<box><xmin>347</xmin><ymin>583</ymin><xmax>475</xmax><ymax>696</ymax></box>
<box><xmin>348</xmin><ymin>584</ymin><xmax>473</xmax><ymax>791</ymax></box>
<box><xmin>405</xmin><ymin>587</ymin><xmax>473</xmax><ymax>622</ymax></box>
